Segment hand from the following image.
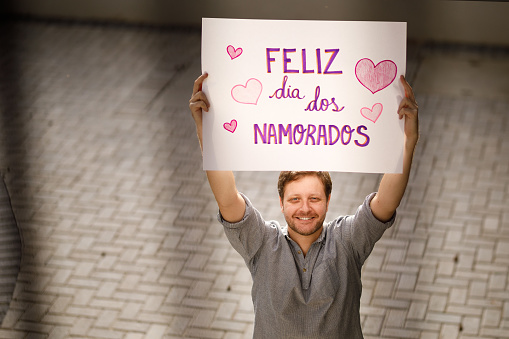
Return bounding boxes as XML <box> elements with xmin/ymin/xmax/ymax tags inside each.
<box><xmin>398</xmin><ymin>75</ymin><xmax>419</xmax><ymax>147</ymax></box>
<box><xmin>189</xmin><ymin>73</ymin><xmax>210</xmax><ymax>149</ymax></box>
<box><xmin>189</xmin><ymin>73</ymin><xmax>210</xmax><ymax>124</ymax></box>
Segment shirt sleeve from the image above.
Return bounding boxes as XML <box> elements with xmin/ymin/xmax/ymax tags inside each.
<box><xmin>334</xmin><ymin>192</ymin><xmax>395</xmax><ymax>266</ymax></box>
<box><xmin>218</xmin><ymin>193</ymin><xmax>269</xmax><ymax>270</ymax></box>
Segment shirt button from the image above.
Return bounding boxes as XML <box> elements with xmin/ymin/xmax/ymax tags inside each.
<box><xmin>303</xmin><ymin>268</ymin><xmax>307</xmax><ymax>272</ymax></box>
<box><xmin>298</xmin><ymin>250</ymin><xmax>302</xmax><ymax>254</ymax></box>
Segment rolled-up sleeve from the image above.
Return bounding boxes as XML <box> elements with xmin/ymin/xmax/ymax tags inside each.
<box><xmin>219</xmin><ymin>193</ymin><xmax>267</xmax><ymax>270</ymax></box>
<box><xmin>336</xmin><ymin>193</ymin><xmax>395</xmax><ymax>266</ymax></box>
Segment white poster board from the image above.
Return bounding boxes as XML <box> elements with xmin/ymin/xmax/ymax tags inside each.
<box><xmin>202</xmin><ymin>18</ymin><xmax>406</xmax><ymax>173</ymax></box>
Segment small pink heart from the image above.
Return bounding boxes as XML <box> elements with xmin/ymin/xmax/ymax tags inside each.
<box><xmin>231</xmin><ymin>78</ymin><xmax>263</xmax><ymax>105</ymax></box>
<box><xmin>360</xmin><ymin>103</ymin><xmax>383</xmax><ymax>123</ymax></box>
<box><xmin>355</xmin><ymin>58</ymin><xmax>397</xmax><ymax>94</ymax></box>
<box><xmin>227</xmin><ymin>45</ymin><xmax>243</xmax><ymax>60</ymax></box>
<box><xmin>223</xmin><ymin>119</ymin><xmax>237</xmax><ymax>133</ymax></box>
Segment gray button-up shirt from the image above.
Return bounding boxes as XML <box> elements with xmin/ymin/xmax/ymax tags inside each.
<box><xmin>219</xmin><ymin>192</ymin><xmax>394</xmax><ymax>339</ymax></box>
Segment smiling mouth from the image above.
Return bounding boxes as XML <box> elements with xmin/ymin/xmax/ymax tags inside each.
<box><xmin>296</xmin><ymin>217</ymin><xmax>314</xmax><ymax>221</ymax></box>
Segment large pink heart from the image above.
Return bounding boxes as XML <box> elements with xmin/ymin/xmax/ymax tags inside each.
<box><xmin>360</xmin><ymin>103</ymin><xmax>383</xmax><ymax>123</ymax></box>
<box><xmin>231</xmin><ymin>78</ymin><xmax>263</xmax><ymax>105</ymax></box>
<box><xmin>355</xmin><ymin>59</ymin><xmax>397</xmax><ymax>94</ymax></box>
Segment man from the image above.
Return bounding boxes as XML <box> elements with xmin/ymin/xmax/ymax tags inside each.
<box><xmin>189</xmin><ymin>73</ymin><xmax>419</xmax><ymax>338</ymax></box>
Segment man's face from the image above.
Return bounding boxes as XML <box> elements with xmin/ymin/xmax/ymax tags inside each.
<box><xmin>280</xmin><ymin>175</ymin><xmax>330</xmax><ymax>237</ymax></box>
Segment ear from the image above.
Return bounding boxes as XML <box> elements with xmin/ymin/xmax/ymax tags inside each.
<box><xmin>279</xmin><ymin>196</ymin><xmax>284</xmax><ymax>212</ymax></box>
<box><xmin>326</xmin><ymin>194</ymin><xmax>331</xmax><ymax>211</ymax></box>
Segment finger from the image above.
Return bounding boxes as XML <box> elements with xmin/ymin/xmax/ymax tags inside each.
<box><xmin>192</xmin><ymin>73</ymin><xmax>209</xmax><ymax>96</ymax></box>
<box><xmin>400</xmin><ymin>75</ymin><xmax>416</xmax><ymax>102</ymax></box>
<box><xmin>189</xmin><ymin>100</ymin><xmax>209</xmax><ymax>114</ymax></box>
<box><xmin>398</xmin><ymin>107</ymin><xmax>418</xmax><ymax>120</ymax></box>
<box><xmin>189</xmin><ymin>91</ymin><xmax>210</xmax><ymax>111</ymax></box>
<box><xmin>398</xmin><ymin>97</ymin><xmax>418</xmax><ymax>120</ymax></box>
<box><xmin>189</xmin><ymin>90</ymin><xmax>208</xmax><ymax>104</ymax></box>
<box><xmin>398</xmin><ymin>96</ymin><xmax>417</xmax><ymax>112</ymax></box>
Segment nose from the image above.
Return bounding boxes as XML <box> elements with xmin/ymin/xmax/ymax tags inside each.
<box><xmin>299</xmin><ymin>200</ymin><xmax>311</xmax><ymax>213</ymax></box>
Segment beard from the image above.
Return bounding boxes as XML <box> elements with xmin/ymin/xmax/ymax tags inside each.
<box><xmin>285</xmin><ymin>213</ymin><xmax>326</xmax><ymax>237</ymax></box>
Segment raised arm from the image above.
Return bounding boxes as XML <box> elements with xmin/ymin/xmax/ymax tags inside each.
<box><xmin>370</xmin><ymin>76</ymin><xmax>419</xmax><ymax>222</ymax></box>
<box><xmin>189</xmin><ymin>73</ymin><xmax>246</xmax><ymax>223</ymax></box>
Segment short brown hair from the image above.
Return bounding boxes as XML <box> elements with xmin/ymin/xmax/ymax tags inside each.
<box><xmin>278</xmin><ymin>171</ymin><xmax>332</xmax><ymax>201</ymax></box>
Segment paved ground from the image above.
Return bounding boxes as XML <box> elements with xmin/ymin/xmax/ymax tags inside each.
<box><xmin>0</xmin><ymin>19</ymin><xmax>508</xmax><ymax>339</ymax></box>
<box><xmin>0</xmin><ymin>177</ymin><xmax>20</xmax><ymax>325</ymax></box>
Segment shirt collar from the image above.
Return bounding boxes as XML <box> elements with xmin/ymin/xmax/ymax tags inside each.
<box><xmin>282</xmin><ymin>223</ymin><xmax>328</xmax><ymax>244</ymax></box>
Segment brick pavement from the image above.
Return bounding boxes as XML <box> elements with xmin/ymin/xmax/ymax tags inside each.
<box><xmin>0</xmin><ymin>19</ymin><xmax>508</xmax><ymax>339</ymax></box>
<box><xmin>0</xmin><ymin>177</ymin><xmax>21</xmax><ymax>326</ymax></box>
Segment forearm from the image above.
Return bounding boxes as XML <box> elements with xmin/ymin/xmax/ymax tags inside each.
<box><xmin>372</xmin><ymin>139</ymin><xmax>416</xmax><ymax>221</ymax></box>
<box><xmin>195</xmin><ymin>122</ymin><xmax>245</xmax><ymax>222</ymax></box>
<box><xmin>207</xmin><ymin>170</ymin><xmax>240</xmax><ymax>206</ymax></box>
<box><xmin>371</xmin><ymin>75</ymin><xmax>419</xmax><ymax>222</ymax></box>
<box><xmin>190</xmin><ymin>72</ymin><xmax>245</xmax><ymax>222</ymax></box>
<box><xmin>198</xmin><ymin>119</ymin><xmax>244</xmax><ymax>221</ymax></box>
<box><xmin>380</xmin><ymin>142</ymin><xmax>414</xmax><ymax>203</ymax></box>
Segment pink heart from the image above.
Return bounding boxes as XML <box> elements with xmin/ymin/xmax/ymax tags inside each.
<box><xmin>223</xmin><ymin>119</ymin><xmax>237</xmax><ymax>133</ymax></box>
<box><xmin>355</xmin><ymin>58</ymin><xmax>397</xmax><ymax>94</ymax></box>
<box><xmin>227</xmin><ymin>45</ymin><xmax>243</xmax><ymax>60</ymax></box>
<box><xmin>231</xmin><ymin>78</ymin><xmax>263</xmax><ymax>105</ymax></box>
<box><xmin>360</xmin><ymin>103</ymin><xmax>383</xmax><ymax>123</ymax></box>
